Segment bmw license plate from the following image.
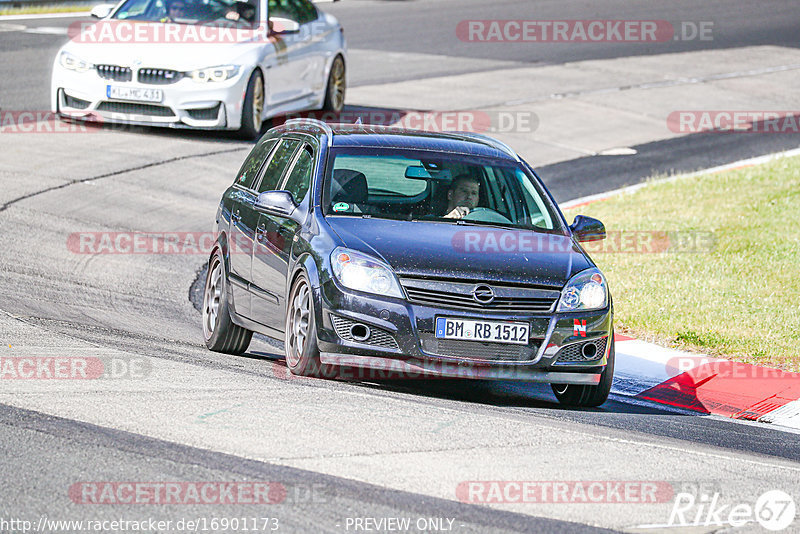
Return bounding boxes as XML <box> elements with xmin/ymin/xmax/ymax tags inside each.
<box><xmin>435</xmin><ymin>317</ymin><xmax>529</xmax><ymax>345</ymax></box>
<box><xmin>106</xmin><ymin>85</ymin><xmax>163</xmax><ymax>103</ymax></box>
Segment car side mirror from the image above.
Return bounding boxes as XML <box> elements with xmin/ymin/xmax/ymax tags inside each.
<box><xmin>255</xmin><ymin>190</ymin><xmax>296</xmax><ymax>216</ymax></box>
<box><xmin>269</xmin><ymin>17</ymin><xmax>300</xmax><ymax>34</ymax></box>
<box><xmin>90</xmin><ymin>4</ymin><xmax>115</xmax><ymax>18</ymax></box>
<box><xmin>570</xmin><ymin>215</ymin><xmax>606</xmax><ymax>242</ymax></box>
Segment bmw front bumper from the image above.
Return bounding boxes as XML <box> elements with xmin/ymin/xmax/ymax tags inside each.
<box><xmin>51</xmin><ymin>64</ymin><xmax>250</xmax><ymax>130</ymax></box>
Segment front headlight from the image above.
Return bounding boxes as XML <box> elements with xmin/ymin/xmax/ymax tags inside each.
<box><xmin>189</xmin><ymin>65</ymin><xmax>240</xmax><ymax>83</ymax></box>
<box><xmin>331</xmin><ymin>247</ymin><xmax>404</xmax><ymax>299</ymax></box>
<box><xmin>59</xmin><ymin>51</ymin><xmax>93</xmax><ymax>73</ymax></box>
<box><xmin>557</xmin><ymin>268</ymin><xmax>608</xmax><ymax>312</ymax></box>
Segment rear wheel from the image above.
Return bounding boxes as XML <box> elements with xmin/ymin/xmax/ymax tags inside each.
<box><xmin>285</xmin><ymin>273</ymin><xmax>334</xmax><ymax>377</ymax></box>
<box><xmin>238</xmin><ymin>69</ymin><xmax>264</xmax><ymax>140</ymax></box>
<box><xmin>322</xmin><ymin>55</ymin><xmax>345</xmax><ymax>112</ymax></box>
<box><xmin>202</xmin><ymin>249</ymin><xmax>253</xmax><ymax>354</ymax></box>
<box><xmin>552</xmin><ymin>336</ymin><xmax>615</xmax><ymax>407</ymax></box>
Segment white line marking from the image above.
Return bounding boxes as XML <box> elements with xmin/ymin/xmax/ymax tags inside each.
<box><xmin>0</xmin><ymin>12</ymin><xmax>89</xmax><ymax>21</ymax></box>
<box><xmin>24</xmin><ymin>26</ymin><xmax>68</xmax><ymax>35</ymax></box>
<box><xmin>0</xmin><ymin>22</ymin><xmax>25</xmax><ymax>31</ymax></box>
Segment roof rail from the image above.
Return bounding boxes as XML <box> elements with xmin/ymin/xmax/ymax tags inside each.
<box><xmin>447</xmin><ymin>131</ymin><xmax>520</xmax><ymax>161</ymax></box>
<box><xmin>283</xmin><ymin>118</ymin><xmax>334</xmax><ymax>146</ymax></box>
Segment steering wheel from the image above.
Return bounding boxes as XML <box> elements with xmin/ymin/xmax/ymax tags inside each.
<box><xmin>463</xmin><ymin>207</ymin><xmax>513</xmax><ymax>224</ymax></box>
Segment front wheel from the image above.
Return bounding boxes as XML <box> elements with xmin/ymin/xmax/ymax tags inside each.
<box><xmin>285</xmin><ymin>273</ymin><xmax>334</xmax><ymax>378</ymax></box>
<box><xmin>238</xmin><ymin>69</ymin><xmax>264</xmax><ymax>140</ymax></box>
<box><xmin>202</xmin><ymin>249</ymin><xmax>253</xmax><ymax>354</ymax></box>
<box><xmin>551</xmin><ymin>336</ymin><xmax>615</xmax><ymax>407</ymax></box>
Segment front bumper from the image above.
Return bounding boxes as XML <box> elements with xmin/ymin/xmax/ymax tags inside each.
<box><xmin>51</xmin><ymin>64</ymin><xmax>249</xmax><ymax>130</ymax></box>
<box><xmin>315</xmin><ymin>278</ymin><xmax>613</xmax><ymax>384</ymax></box>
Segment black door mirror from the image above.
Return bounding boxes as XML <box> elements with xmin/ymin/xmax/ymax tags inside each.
<box><xmin>570</xmin><ymin>215</ymin><xmax>606</xmax><ymax>242</ymax></box>
<box><xmin>255</xmin><ymin>191</ymin><xmax>295</xmax><ymax>216</ymax></box>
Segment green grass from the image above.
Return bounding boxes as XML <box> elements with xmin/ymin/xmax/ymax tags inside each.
<box><xmin>0</xmin><ymin>4</ymin><xmax>91</xmax><ymax>15</ymax></box>
<box><xmin>563</xmin><ymin>156</ymin><xmax>800</xmax><ymax>371</ymax></box>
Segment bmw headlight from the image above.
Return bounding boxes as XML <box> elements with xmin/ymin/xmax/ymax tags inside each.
<box><xmin>557</xmin><ymin>268</ymin><xmax>608</xmax><ymax>312</ymax></box>
<box><xmin>331</xmin><ymin>247</ymin><xmax>404</xmax><ymax>299</ymax></box>
<box><xmin>189</xmin><ymin>65</ymin><xmax>240</xmax><ymax>83</ymax></box>
<box><xmin>59</xmin><ymin>51</ymin><xmax>93</xmax><ymax>73</ymax></box>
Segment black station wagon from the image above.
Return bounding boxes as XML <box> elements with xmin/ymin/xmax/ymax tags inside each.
<box><xmin>202</xmin><ymin>119</ymin><xmax>615</xmax><ymax>406</ymax></box>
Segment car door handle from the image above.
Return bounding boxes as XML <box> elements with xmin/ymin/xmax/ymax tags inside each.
<box><xmin>256</xmin><ymin>223</ymin><xmax>267</xmax><ymax>239</ymax></box>
<box><xmin>232</xmin><ymin>211</ymin><xmax>241</xmax><ymax>223</ymax></box>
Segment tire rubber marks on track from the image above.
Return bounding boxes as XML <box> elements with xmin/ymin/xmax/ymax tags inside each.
<box><xmin>0</xmin><ymin>147</ymin><xmax>248</xmax><ymax>214</ymax></box>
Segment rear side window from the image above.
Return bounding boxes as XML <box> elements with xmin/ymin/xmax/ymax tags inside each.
<box><xmin>257</xmin><ymin>139</ymin><xmax>301</xmax><ymax>193</ymax></box>
<box><xmin>281</xmin><ymin>145</ymin><xmax>314</xmax><ymax>203</ymax></box>
<box><xmin>235</xmin><ymin>139</ymin><xmax>278</xmax><ymax>190</ymax></box>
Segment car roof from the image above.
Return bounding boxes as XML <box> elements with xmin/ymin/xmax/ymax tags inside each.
<box><xmin>269</xmin><ymin>120</ymin><xmax>521</xmax><ymax>161</ymax></box>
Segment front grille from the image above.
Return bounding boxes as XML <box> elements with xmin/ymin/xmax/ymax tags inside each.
<box><xmin>96</xmin><ymin>64</ymin><xmax>132</xmax><ymax>82</ymax></box>
<box><xmin>400</xmin><ymin>277</ymin><xmax>557</xmax><ymax>314</ymax></box>
<box><xmin>421</xmin><ymin>337</ymin><xmax>542</xmax><ymax>362</ymax></box>
<box><xmin>554</xmin><ymin>337</ymin><xmax>608</xmax><ymax>364</ymax></box>
<box><xmin>186</xmin><ymin>104</ymin><xmax>221</xmax><ymax>121</ymax></box>
<box><xmin>64</xmin><ymin>94</ymin><xmax>90</xmax><ymax>109</ymax></box>
<box><xmin>331</xmin><ymin>315</ymin><xmax>399</xmax><ymax>350</ymax></box>
<box><xmin>138</xmin><ymin>68</ymin><xmax>184</xmax><ymax>85</ymax></box>
<box><xmin>96</xmin><ymin>101</ymin><xmax>175</xmax><ymax>117</ymax></box>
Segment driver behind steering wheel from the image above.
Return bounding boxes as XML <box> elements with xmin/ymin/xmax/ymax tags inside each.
<box><xmin>442</xmin><ymin>173</ymin><xmax>480</xmax><ymax>219</ymax></box>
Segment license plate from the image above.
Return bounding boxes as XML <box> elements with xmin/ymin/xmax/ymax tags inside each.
<box><xmin>435</xmin><ymin>317</ymin><xmax>530</xmax><ymax>345</ymax></box>
<box><xmin>106</xmin><ymin>85</ymin><xmax>163</xmax><ymax>103</ymax></box>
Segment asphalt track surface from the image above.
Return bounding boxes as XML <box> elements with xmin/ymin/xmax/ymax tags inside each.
<box><xmin>1</xmin><ymin>1</ymin><xmax>800</xmax><ymax>532</ymax></box>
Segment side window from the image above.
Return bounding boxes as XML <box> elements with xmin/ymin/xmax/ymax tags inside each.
<box><xmin>281</xmin><ymin>145</ymin><xmax>314</xmax><ymax>203</ymax></box>
<box><xmin>235</xmin><ymin>139</ymin><xmax>278</xmax><ymax>190</ymax></box>
<box><xmin>268</xmin><ymin>0</ymin><xmax>317</xmax><ymax>24</ymax></box>
<box><xmin>257</xmin><ymin>139</ymin><xmax>301</xmax><ymax>193</ymax></box>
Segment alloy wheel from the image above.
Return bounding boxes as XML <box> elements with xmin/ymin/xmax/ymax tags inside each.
<box><xmin>202</xmin><ymin>259</ymin><xmax>222</xmax><ymax>341</ymax></box>
<box><xmin>252</xmin><ymin>75</ymin><xmax>264</xmax><ymax>132</ymax></box>
<box><xmin>287</xmin><ymin>280</ymin><xmax>311</xmax><ymax>368</ymax></box>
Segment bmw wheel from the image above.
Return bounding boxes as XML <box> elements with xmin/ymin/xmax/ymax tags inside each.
<box><xmin>551</xmin><ymin>336</ymin><xmax>615</xmax><ymax>407</ymax></box>
<box><xmin>202</xmin><ymin>249</ymin><xmax>253</xmax><ymax>354</ymax></box>
<box><xmin>285</xmin><ymin>273</ymin><xmax>334</xmax><ymax>377</ymax></box>
<box><xmin>239</xmin><ymin>69</ymin><xmax>264</xmax><ymax>140</ymax></box>
<box><xmin>322</xmin><ymin>55</ymin><xmax>346</xmax><ymax>113</ymax></box>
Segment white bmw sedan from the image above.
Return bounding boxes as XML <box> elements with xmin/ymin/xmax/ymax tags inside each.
<box><xmin>51</xmin><ymin>0</ymin><xmax>346</xmax><ymax>138</ymax></box>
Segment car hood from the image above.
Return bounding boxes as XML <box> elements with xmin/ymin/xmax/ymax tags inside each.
<box><xmin>61</xmin><ymin>21</ymin><xmax>261</xmax><ymax>70</ymax></box>
<box><xmin>326</xmin><ymin>217</ymin><xmax>592</xmax><ymax>288</ymax></box>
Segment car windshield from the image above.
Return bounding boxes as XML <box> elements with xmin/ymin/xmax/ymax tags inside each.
<box><xmin>112</xmin><ymin>0</ymin><xmax>256</xmax><ymax>24</ymax></box>
<box><xmin>323</xmin><ymin>147</ymin><xmax>565</xmax><ymax>233</ymax></box>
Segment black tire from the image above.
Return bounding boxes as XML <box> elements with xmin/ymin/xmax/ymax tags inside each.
<box><xmin>202</xmin><ymin>249</ymin><xmax>253</xmax><ymax>354</ymax></box>
<box><xmin>321</xmin><ymin>55</ymin><xmax>345</xmax><ymax>113</ymax></box>
<box><xmin>551</xmin><ymin>336</ymin><xmax>615</xmax><ymax>407</ymax></box>
<box><xmin>238</xmin><ymin>69</ymin><xmax>265</xmax><ymax>140</ymax></box>
<box><xmin>285</xmin><ymin>273</ymin><xmax>335</xmax><ymax>378</ymax></box>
